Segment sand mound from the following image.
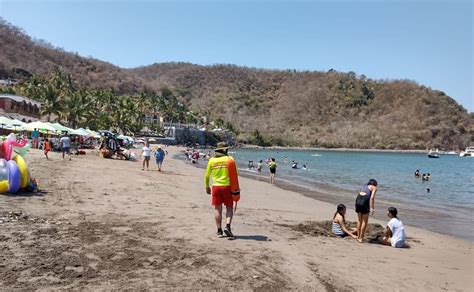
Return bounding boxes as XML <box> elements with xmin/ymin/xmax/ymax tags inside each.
<box><xmin>281</xmin><ymin>221</ymin><xmax>386</xmax><ymax>242</ymax></box>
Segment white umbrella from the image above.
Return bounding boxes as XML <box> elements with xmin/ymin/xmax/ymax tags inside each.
<box><xmin>72</xmin><ymin>128</ymin><xmax>90</xmax><ymax>136</ymax></box>
<box><xmin>21</xmin><ymin>121</ymin><xmax>56</xmax><ymax>132</ymax></box>
<box><xmin>0</xmin><ymin>116</ymin><xmax>14</xmax><ymax>128</ymax></box>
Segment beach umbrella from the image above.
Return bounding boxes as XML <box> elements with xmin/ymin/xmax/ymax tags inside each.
<box><xmin>11</xmin><ymin>119</ymin><xmax>25</xmax><ymax>126</ymax></box>
<box><xmin>21</xmin><ymin>121</ymin><xmax>56</xmax><ymax>132</ymax></box>
<box><xmin>48</xmin><ymin>122</ymin><xmax>76</xmax><ymax>134</ymax></box>
<box><xmin>72</xmin><ymin>128</ymin><xmax>90</xmax><ymax>136</ymax></box>
<box><xmin>86</xmin><ymin>129</ymin><xmax>101</xmax><ymax>138</ymax></box>
<box><xmin>0</xmin><ymin>116</ymin><xmax>15</xmax><ymax>128</ymax></box>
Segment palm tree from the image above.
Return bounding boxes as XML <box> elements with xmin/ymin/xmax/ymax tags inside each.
<box><xmin>40</xmin><ymin>84</ymin><xmax>64</xmax><ymax>122</ymax></box>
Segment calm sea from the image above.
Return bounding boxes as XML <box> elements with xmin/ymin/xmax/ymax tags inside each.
<box><xmin>230</xmin><ymin>149</ymin><xmax>474</xmax><ymax>241</ymax></box>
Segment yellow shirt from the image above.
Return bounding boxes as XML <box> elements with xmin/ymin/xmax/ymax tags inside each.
<box><xmin>205</xmin><ymin>155</ymin><xmax>235</xmax><ymax>188</ymax></box>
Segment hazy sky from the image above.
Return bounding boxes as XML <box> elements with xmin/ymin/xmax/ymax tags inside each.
<box><xmin>1</xmin><ymin>0</ymin><xmax>472</xmax><ymax>111</ymax></box>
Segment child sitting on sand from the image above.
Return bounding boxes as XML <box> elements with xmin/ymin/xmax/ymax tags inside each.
<box><xmin>379</xmin><ymin>207</ymin><xmax>406</xmax><ymax>248</ymax></box>
<box><xmin>332</xmin><ymin>204</ymin><xmax>357</xmax><ymax>239</ymax></box>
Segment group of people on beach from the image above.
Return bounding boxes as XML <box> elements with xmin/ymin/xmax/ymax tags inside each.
<box><xmin>331</xmin><ymin>179</ymin><xmax>406</xmax><ymax>247</ymax></box>
<box><xmin>140</xmin><ymin>140</ymin><xmax>166</xmax><ymax>171</ymax></box>
<box><xmin>204</xmin><ymin>143</ymin><xmax>406</xmax><ymax>247</ymax></box>
<box><xmin>40</xmin><ymin>131</ymin><xmax>73</xmax><ymax>161</ymax></box>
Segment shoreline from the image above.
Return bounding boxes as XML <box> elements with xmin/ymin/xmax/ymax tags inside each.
<box><xmin>177</xmin><ymin>150</ymin><xmax>472</xmax><ymax>242</ymax></box>
<box><xmin>237</xmin><ymin>169</ymin><xmax>472</xmax><ymax>243</ymax></box>
<box><xmin>237</xmin><ymin>144</ymin><xmax>432</xmax><ymax>154</ymax></box>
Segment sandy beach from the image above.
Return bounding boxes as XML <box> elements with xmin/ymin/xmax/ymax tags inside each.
<box><xmin>0</xmin><ymin>146</ymin><xmax>472</xmax><ymax>291</ymax></box>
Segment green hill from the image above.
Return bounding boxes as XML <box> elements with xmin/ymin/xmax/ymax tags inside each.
<box><xmin>1</xmin><ymin>20</ymin><xmax>472</xmax><ymax>150</ymax></box>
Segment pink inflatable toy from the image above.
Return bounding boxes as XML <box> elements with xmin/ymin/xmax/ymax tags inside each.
<box><xmin>1</xmin><ymin>135</ymin><xmax>27</xmax><ymax>161</ymax></box>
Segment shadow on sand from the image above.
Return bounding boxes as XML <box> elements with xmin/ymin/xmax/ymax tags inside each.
<box><xmin>234</xmin><ymin>235</ymin><xmax>270</xmax><ymax>241</ymax></box>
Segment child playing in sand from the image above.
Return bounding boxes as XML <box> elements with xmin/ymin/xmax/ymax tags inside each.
<box><xmin>332</xmin><ymin>204</ymin><xmax>357</xmax><ymax>239</ymax></box>
<box><xmin>43</xmin><ymin>139</ymin><xmax>51</xmax><ymax>160</ymax></box>
<box><xmin>355</xmin><ymin>179</ymin><xmax>378</xmax><ymax>243</ymax></box>
<box><xmin>141</xmin><ymin>141</ymin><xmax>151</xmax><ymax>171</ymax></box>
<box><xmin>379</xmin><ymin>207</ymin><xmax>406</xmax><ymax>248</ymax></box>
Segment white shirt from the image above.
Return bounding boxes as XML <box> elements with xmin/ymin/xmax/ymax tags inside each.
<box><xmin>142</xmin><ymin>146</ymin><xmax>151</xmax><ymax>157</ymax></box>
<box><xmin>60</xmin><ymin>136</ymin><xmax>71</xmax><ymax>148</ymax></box>
<box><xmin>388</xmin><ymin>217</ymin><xmax>406</xmax><ymax>248</ymax></box>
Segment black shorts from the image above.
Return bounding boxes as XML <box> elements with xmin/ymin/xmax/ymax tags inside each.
<box><xmin>270</xmin><ymin>168</ymin><xmax>276</xmax><ymax>174</ymax></box>
<box><xmin>355</xmin><ymin>194</ymin><xmax>370</xmax><ymax>214</ymax></box>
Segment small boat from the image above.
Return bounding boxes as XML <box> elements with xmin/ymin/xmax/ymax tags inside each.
<box><xmin>459</xmin><ymin>146</ymin><xmax>474</xmax><ymax>157</ymax></box>
<box><xmin>427</xmin><ymin>149</ymin><xmax>440</xmax><ymax>159</ymax></box>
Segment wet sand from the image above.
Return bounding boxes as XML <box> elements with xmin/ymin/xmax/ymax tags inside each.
<box><xmin>0</xmin><ymin>147</ymin><xmax>472</xmax><ymax>290</ymax></box>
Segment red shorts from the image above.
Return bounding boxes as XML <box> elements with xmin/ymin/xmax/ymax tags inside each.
<box><xmin>212</xmin><ymin>185</ymin><xmax>233</xmax><ymax>207</ymax></box>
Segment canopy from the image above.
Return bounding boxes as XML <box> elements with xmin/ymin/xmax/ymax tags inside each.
<box><xmin>10</xmin><ymin>119</ymin><xmax>25</xmax><ymax>126</ymax></box>
<box><xmin>86</xmin><ymin>129</ymin><xmax>101</xmax><ymax>138</ymax></box>
<box><xmin>72</xmin><ymin>128</ymin><xmax>90</xmax><ymax>136</ymax></box>
<box><xmin>21</xmin><ymin>121</ymin><xmax>56</xmax><ymax>132</ymax></box>
<box><xmin>47</xmin><ymin>122</ymin><xmax>76</xmax><ymax>134</ymax></box>
<box><xmin>0</xmin><ymin>116</ymin><xmax>15</xmax><ymax>127</ymax></box>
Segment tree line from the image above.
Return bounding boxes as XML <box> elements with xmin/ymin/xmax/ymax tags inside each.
<box><xmin>8</xmin><ymin>69</ymin><xmax>202</xmax><ymax>134</ymax></box>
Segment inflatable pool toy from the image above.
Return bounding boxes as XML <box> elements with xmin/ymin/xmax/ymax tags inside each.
<box><xmin>0</xmin><ymin>159</ymin><xmax>9</xmax><ymax>193</ymax></box>
<box><xmin>7</xmin><ymin>160</ymin><xmax>21</xmax><ymax>193</ymax></box>
<box><xmin>1</xmin><ymin>134</ymin><xmax>28</xmax><ymax>160</ymax></box>
<box><xmin>0</xmin><ymin>154</ymin><xmax>36</xmax><ymax>194</ymax></box>
<box><xmin>13</xmin><ymin>155</ymin><xmax>29</xmax><ymax>189</ymax></box>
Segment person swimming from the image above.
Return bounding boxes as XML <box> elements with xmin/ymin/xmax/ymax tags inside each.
<box><xmin>302</xmin><ymin>164</ymin><xmax>307</xmax><ymax>170</ymax></box>
<box><xmin>414</xmin><ymin>169</ymin><xmax>420</xmax><ymax>178</ymax></box>
<box><xmin>291</xmin><ymin>161</ymin><xmax>298</xmax><ymax>169</ymax></box>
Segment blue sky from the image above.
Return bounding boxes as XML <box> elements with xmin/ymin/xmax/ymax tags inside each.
<box><xmin>1</xmin><ymin>0</ymin><xmax>472</xmax><ymax>111</ymax></box>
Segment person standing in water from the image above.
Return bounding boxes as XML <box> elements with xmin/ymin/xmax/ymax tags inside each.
<box><xmin>268</xmin><ymin>158</ymin><xmax>277</xmax><ymax>184</ymax></box>
<box><xmin>355</xmin><ymin>179</ymin><xmax>378</xmax><ymax>243</ymax></box>
<box><xmin>205</xmin><ymin>142</ymin><xmax>239</xmax><ymax>239</ymax></box>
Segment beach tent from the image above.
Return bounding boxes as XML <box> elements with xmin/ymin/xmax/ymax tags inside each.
<box><xmin>21</xmin><ymin>121</ymin><xmax>56</xmax><ymax>132</ymax></box>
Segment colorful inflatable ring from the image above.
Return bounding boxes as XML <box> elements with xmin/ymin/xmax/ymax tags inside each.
<box><xmin>7</xmin><ymin>160</ymin><xmax>21</xmax><ymax>193</ymax></box>
<box><xmin>0</xmin><ymin>158</ymin><xmax>9</xmax><ymax>193</ymax></box>
<box><xmin>0</xmin><ymin>180</ymin><xmax>8</xmax><ymax>193</ymax></box>
<box><xmin>13</xmin><ymin>155</ymin><xmax>29</xmax><ymax>189</ymax></box>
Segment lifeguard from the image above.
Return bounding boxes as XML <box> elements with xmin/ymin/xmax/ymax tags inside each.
<box><xmin>205</xmin><ymin>142</ymin><xmax>240</xmax><ymax>239</ymax></box>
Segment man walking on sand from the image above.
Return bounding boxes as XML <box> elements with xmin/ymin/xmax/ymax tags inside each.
<box><xmin>205</xmin><ymin>142</ymin><xmax>239</xmax><ymax>239</ymax></box>
<box><xmin>60</xmin><ymin>132</ymin><xmax>71</xmax><ymax>161</ymax></box>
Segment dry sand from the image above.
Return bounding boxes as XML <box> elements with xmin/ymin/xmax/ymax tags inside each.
<box><xmin>0</xmin><ymin>146</ymin><xmax>472</xmax><ymax>291</ymax></box>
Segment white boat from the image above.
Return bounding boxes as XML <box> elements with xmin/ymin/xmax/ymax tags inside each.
<box><xmin>427</xmin><ymin>149</ymin><xmax>440</xmax><ymax>159</ymax></box>
<box><xmin>459</xmin><ymin>146</ymin><xmax>474</xmax><ymax>157</ymax></box>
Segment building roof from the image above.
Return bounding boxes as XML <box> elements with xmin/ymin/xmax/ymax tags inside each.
<box><xmin>0</xmin><ymin>94</ymin><xmax>41</xmax><ymax>107</ymax></box>
<box><xmin>6</xmin><ymin>113</ymin><xmax>39</xmax><ymax>122</ymax></box>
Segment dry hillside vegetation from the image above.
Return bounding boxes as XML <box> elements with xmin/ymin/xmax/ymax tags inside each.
<box><xmin>1</xmin><ymin>20</ymin><xmax>472</xmax><ymax>149</ymax></box>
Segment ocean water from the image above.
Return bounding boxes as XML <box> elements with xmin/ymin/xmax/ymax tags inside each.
<box><xmin>230</xmin><ymin>149</ymin><xmax>474</xmax><ymax>241</ymax></box>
